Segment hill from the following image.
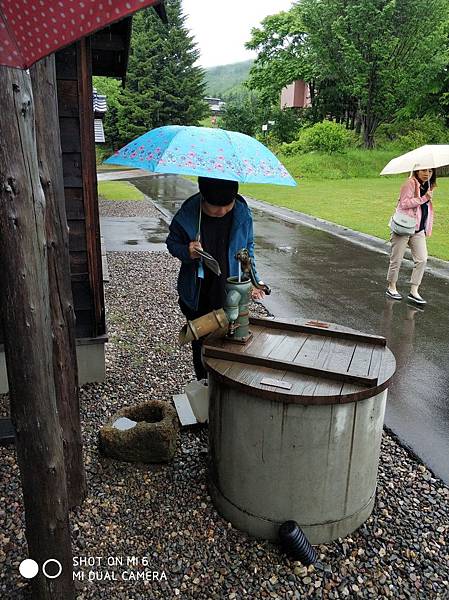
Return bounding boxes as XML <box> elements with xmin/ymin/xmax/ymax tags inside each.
<box><xmin>204</xmin><ymin>59</ymin><xmax>253</xmax><ymax>98</ymax></box>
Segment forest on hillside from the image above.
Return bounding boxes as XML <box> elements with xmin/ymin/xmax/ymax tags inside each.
<box><xmin>204</xmin><ymin>60</ymin><xmax>253</xmax><ymax>98</ymax></box>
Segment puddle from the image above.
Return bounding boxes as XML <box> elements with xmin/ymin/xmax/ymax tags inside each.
<box><xmin>277</xmin><ymin>246</ymin><xmax>298</xmax><ymax>254</ymax></box>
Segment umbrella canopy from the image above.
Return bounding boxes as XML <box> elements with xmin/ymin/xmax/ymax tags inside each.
<box><xmin>0</xmin><ymin>0</ymin><xmax>160</xmax><ymax>69</ymax></box>
<box><xmin>380</xmin><ymin>145</ymin><xmax>449</xmax><ymax>175</ymax></box>
<box><xmin>106</xmin><ymin>125</ymin><xmax>297</xmax><ymax>186</ymax></box>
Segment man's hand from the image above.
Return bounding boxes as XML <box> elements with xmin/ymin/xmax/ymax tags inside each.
<box><xmin>188</xmin><ymin>240</ymin><xmax>203</xmax><ymax>260</ymax></box>
<box><xmin>251</xmin><ymin>285</ymin><xmax>266</xmax><ymax>301</ymax></box>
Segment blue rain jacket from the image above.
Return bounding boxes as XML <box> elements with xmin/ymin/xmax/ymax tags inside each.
<box><xmin>166</xmin><ymin>193</ymin><xmax>260</xmax><ymax>311</ymax></box>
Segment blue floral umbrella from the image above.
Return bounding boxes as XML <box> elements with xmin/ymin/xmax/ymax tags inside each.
<box><xmin>105</xmin><ymin>125</ymin><xmax>297</xmax><ymax>186</ymax></box>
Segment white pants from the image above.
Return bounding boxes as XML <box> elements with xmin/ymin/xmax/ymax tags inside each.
<box><xmin>387</xmin><ymin>230</ymin><xmax>428</xmax><ymax>286</ymax></box>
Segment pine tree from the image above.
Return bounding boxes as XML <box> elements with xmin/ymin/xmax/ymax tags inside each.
<box><xmin>117</xmin><ymin>0</ymin><xmax>208</xmax><ymax>143</ymax></box>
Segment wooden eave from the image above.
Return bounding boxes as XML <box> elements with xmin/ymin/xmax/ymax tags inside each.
<box><xmin>90</xmin><ymin>2</ymin><xmax>167</xmax><ymax>79</ymax></box>
<box><xmin>91</xmin><ymin>17</ymin><xmax>132</xmax><ymax>79</ymax></box>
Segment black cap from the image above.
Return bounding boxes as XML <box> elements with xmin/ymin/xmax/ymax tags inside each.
<box><xmin>198</xmin><ymin>176</ymin><xmax>238</xmax><ymax>206</ymax></box>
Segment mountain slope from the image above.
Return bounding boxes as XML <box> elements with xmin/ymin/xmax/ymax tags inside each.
<box><xmin>204</xmin><ymin>59</ymin><xmax>253</xmax><ymax>98</ymax></box>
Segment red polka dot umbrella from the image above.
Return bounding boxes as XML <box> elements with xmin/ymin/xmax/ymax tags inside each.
<box><xmin>0</xmin><ymin>0</ymin><xmax>160</xmax><ymax>69</ymax></box>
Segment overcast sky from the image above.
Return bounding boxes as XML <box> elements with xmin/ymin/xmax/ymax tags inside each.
<box><xmin>182</xmin><ymin>0</ymin><xmax>294</xmax><ymax>68</ymax></box>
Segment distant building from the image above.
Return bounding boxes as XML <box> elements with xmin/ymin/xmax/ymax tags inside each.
<box><xmin>205</xmin><ymin>96</ymin><xmax>226</xmax><ymax>116</ymax></box>
<box><xmin>93</xmin><ymin>88</ymin><xmax>107</xmax><ymax>143</ymax></box>
<box><xmin>280</xmin><ymin>80</ymin><xmax>311</xmax><ymax>109</ymax></box>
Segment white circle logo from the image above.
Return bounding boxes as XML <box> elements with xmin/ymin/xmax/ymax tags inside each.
<box><xmin>42</xmin><ymin>559</ymin><xmax>63</xmax><ymax>579</ymax></box>
<box><xmin>19</xmin><ymin>559</ymin><xmax>39</xmax><ymax>579</ymax></box>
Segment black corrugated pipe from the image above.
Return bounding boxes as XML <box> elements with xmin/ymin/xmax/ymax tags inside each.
<box><xmin>278</xmin><ymin>521</ymin><xmax>317</xmax><ymax>566</ymax></box>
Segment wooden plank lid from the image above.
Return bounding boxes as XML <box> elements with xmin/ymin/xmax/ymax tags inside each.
<box><xmin>203</xmin><ymin>317</ymin><xmax>396</xmax><ymax>405</ymax></box>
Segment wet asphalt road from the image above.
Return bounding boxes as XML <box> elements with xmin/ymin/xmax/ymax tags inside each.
<box><xmin>101</xmin><ymin>174</ymin><xmax>449</xmax><ymax>483</ymax></box>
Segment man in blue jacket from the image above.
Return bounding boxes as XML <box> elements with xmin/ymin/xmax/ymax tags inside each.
<box><xmin>166</xmin><ymin>176</ymin><xmax>265</xmax><ymax>379</ymax></box>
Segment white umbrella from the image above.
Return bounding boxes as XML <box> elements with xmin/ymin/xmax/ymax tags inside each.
<box><xmin>380</xmin><ymin>144</ymin><xmax>449</xmax><ymax>175</ymax></box>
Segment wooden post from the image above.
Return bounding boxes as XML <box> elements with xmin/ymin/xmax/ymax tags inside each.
<box><xmin>78</xmin><ymin>39</ymin><xmax>106</xmax><ymax>338</ymax></box>
<box><xmin>30</xmin><ymin>55</ymin><xmax>87</xmax><ymax>508</ymax></box>
<box><xmin>0</xmin><ymin>66</ymin><xmax>75</xmax><ymax>598</ymax></box>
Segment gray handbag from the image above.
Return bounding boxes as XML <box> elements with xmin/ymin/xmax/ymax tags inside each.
<box><xmin>389</xmin><ymin>210</ymin><xmax>416</xmax><ymax>236</ymax></box>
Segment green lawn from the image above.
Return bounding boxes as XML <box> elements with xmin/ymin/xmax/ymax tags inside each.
<box><xmin>199</xmin><ymin>116</ymin><xmax>215</xmax><ymax>128</ymax></box>
<box><xmin>97</xmin><ymin>164</ymin><xmax>136</xmax><ymax>172</ymax></box>
<box><xmin>279</xmin><ymin>148</ymin><xmax>402</xmax><ymax>180</ymax></box>
<box><xmin>98</xmin><ymin>180</ymin><xmax>144</xmax><ymax>201</ymax></box>
<box><xmin>240</xmin><ymin>177</ymin><xmax>449</xmax><ymax>261</ymax></box>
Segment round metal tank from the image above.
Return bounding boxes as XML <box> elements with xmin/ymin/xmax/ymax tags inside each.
<box><xmin>204</xmin><ymin>317</ymin><xmax>396</xmax><ymax>544</ymax></box>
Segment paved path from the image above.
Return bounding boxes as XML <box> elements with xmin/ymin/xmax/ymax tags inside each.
<box><xmin>98</xmin><ymin>169</ymin><xmax>151</xmax><ymax>181</ymax></box>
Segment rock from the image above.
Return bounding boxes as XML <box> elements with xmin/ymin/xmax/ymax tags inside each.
<box><xmin>99</xmin><ymin>400</ymin><xmax>179</xmax><ymax>463</ymax></box>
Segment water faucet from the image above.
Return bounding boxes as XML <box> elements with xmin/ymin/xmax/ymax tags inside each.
<box><xmin>178</xmin><ymin>248</ymin><xmax>270</xmax><ymax>345</ymax></box>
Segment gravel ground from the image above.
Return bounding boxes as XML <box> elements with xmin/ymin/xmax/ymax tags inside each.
<box><xmin>0</xmin><ymin>199</ymin><xmax>448</xmax><ymax>599</ymax></box>
<box><xmin>98</xmin><ymin>198</ymin><xmax>161</xmax><ymax>218</ymax></box>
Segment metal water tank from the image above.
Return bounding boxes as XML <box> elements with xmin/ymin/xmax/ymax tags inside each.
<box><xmin>204</xmin><ymin>316</ymin><xmax>396</xmax><ymax>544</ymax></box>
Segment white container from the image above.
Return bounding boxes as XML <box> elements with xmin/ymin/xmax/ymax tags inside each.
<box><xmin>184</xmin><ymin>379</ymin><xmax>209</xmax><ymax>423</ymax></box>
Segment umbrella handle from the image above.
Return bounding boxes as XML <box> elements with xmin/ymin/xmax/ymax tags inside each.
<box><xmin>196</xmin><ymin>199</ymin><xmax>202</xmax><ymax>242</ymax></box>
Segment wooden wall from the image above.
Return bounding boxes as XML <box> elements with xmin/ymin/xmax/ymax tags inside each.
<box><xmin>55</xmin><ymin>40</ymin><xmax>105</xmax><ymax>339</ymax></box>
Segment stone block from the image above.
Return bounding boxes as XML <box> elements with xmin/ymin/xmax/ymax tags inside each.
<box><xmin>99</xmin><ymin>400</ymin><xmax>178</xmax><ymax>463</ymax></box>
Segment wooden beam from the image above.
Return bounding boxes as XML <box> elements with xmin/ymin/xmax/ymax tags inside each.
<box><xmin>203</xmin><ymin>345</ymin><xmax>378</xmax><ymax>387</ymax></box>
<box><xmin>249</xmin><ymin>317</ymin><xmax>387</xmax><ymax>346</ymax></box>
<box><xmin>30</xmin><ymin>55</ymin><xmax>87</xmax><ymax>509</ymax></box>
<box><xmin>153</xmin><ymin>0</ymin><xmax>168</xmax><ymax>23</ymax></box>
<box><xmin>0</xmin><ymin>65</ymin><xmax>75</xmax><ymax>599</ymax></box>
<box><xmin>90</xmin><ymin>33</ymin><xmax>126</xmax><ymax>52</ymax></box>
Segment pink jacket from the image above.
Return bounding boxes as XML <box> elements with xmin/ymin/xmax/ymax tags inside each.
<box><xmin>396</xmin><ymin>177</ymin><xmax>434</xmax><ymax>236</ymax></box>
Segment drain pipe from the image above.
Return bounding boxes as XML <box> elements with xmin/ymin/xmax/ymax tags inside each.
<box><xmin>278</xmin><ymin>521</ymin><xmax>317</xmax><ymax>566</ymax></box>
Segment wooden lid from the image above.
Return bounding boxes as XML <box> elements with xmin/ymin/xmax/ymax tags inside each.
<box><xmin>203</xmin><ymin>317</ymin><xmax>396</xmax><ymax>405</ymax></box>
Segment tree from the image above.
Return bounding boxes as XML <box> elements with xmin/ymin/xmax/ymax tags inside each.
<box><xmin>220</xmin><ymin>91</ymin><xmax>263</xmax><ymax>136</ymax></box>
<box><xmin>117</xmin><ymin>0</ymin><xmax>208</xmax><ymax>142</ymax></box>
<box><xmin>220</xmin><ymin>88</ymin><xmax>303</xmax><ymax>143</ymax></box>
<box><xmin>246</xmin><ymin>7</ymin><xmax>358</xmax><ymax>128</ymax></box>
<box><xmin>246</xmin><ymin>7</ymin><xmax>308</xmax><ymax>105</ymax></box>
<box><xmin>0</xmin><ymin>62</ymin><xmax>75</xmax><ymax>600</ymax></box>
<box><xmin>400</xmin><ymin>66</ymin><xmax>449</xmax><ymax>126</ymax></box>
<box><xmin>247</xmin><ymin>0</ymin><xmax>449</xmax><ymax>148</ymax></box>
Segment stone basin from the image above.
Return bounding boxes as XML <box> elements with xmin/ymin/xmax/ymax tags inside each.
<box><xmin>99</xmin><ymin>400</ymin><xmax>178</xmax><ymax>463</ymax></box>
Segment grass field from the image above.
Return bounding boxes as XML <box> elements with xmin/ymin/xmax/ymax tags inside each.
<box><xmin>279</xmin><ymin>148</ymin><xmax>401</xmax><ymax>180</ymax></box>
<box><xmin>199</xmin><ymin>117</ymin><xmax>215</xmax><ymax>128</ymax></box>
<box><xmin>98</xmin><ymin>180</ymin><xmax>144</xmax><ymax>201</ymax></box>
<box><xmin>97</xmin><ymin>164</ymin><xmax>136</xmax><ymax>172</ymax></box>
<box><xmin>240</xmin><ymin>176</ymin><xmax>449</xmax><ymax>260</ymax></box>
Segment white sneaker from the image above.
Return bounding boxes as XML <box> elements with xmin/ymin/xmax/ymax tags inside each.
<box><xmin>407</xmin><ymin>293</ymin><xmax>426</xmax><ymax>305</ymax></box>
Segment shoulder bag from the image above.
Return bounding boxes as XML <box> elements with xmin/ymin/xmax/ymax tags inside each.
<box><xmin>389</xmin><ymin>210</ymin><xmax>416</xmax><ymax>236</ymax></box>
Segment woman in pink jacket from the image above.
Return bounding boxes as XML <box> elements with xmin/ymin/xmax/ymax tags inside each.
<box><xmin>386</xmin><ymin>168</ymin><xmax>435</xmax><ymax>305</ymax></box>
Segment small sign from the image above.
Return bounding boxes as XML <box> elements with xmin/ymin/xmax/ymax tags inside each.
<box><xmin>260</xmin><ymin>377</ymin><xmax>292</xmax><ymax>390</ymax></box>
<box><xmin>305</xmin><ymin>320</ymin><xmax>330</xmax><ymax>328</ymax></box>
